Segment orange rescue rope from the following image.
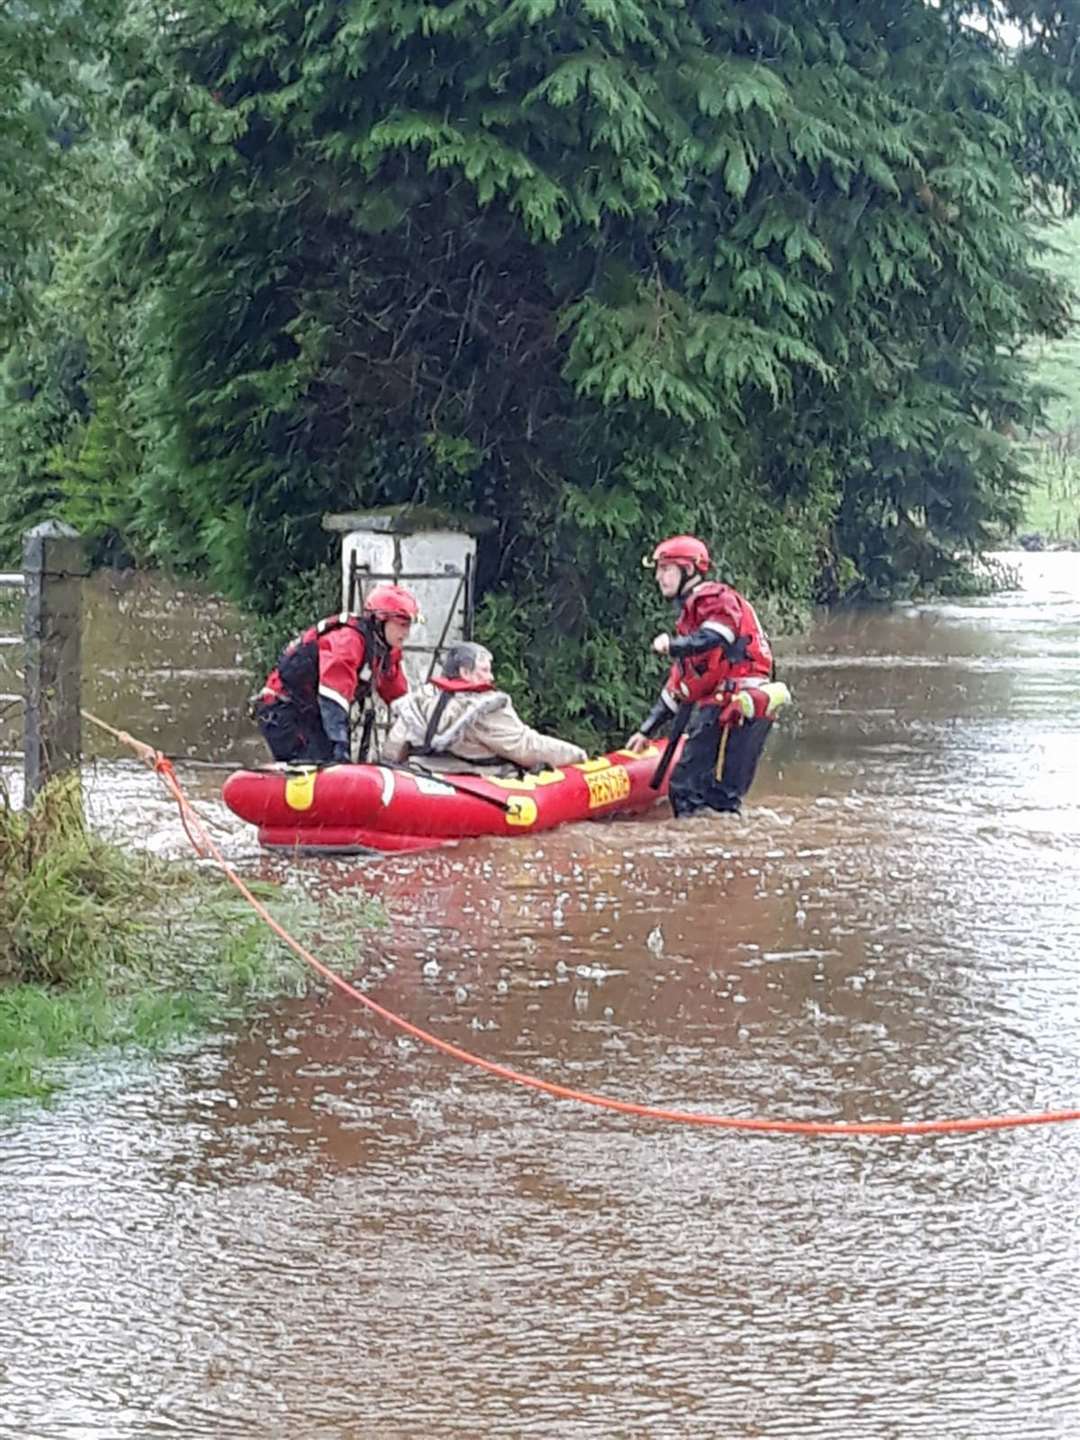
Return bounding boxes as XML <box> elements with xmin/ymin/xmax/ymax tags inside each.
<box><xmin>83</xmin><ymin>711</ymin><xmax>1080</xmax><ymax>1139</ymax></box>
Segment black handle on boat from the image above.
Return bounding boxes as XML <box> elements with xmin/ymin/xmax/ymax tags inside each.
<box><xmin>649</xmin><ymin>702</ymin><xmax>693</xmax><ymax>791</ymax></box>
<box><xmin>355</xmin><ymin>706</ymin><xmax>376</xmax><ymax>764</ymax></box>
<box><xmin>393</xmin><ymin>761</ymin><xmax>513</xmax><ymax>813</ymax></box>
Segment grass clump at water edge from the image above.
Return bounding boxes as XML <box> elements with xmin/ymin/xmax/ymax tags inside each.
<box><xmin>0</xmin><ymin>774</ymin><xmax>362</xmax><ymax>1103</ymax></box>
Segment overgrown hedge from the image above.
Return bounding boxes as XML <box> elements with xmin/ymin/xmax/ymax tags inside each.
<box><xmin>6</xmin><ymin>2</ymin><xmax>1080</xmax><ymax>733</ymax></box>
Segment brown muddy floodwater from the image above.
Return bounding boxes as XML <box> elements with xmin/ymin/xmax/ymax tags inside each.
<box><xmin>2</xmin><ymin>555</ymin><xmax>1080</xmax><ymax>1438</ymax></box>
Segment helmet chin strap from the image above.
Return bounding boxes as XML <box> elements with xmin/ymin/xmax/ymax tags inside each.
<box><xmin>676</xmin><ymin>568</ymin><xmax>700</xmax><ymax>598</ymax></box>
<box><xmin>367</xmin><ymin>614</ymin><xmax>389</xmax><ymax>651</ymax></box>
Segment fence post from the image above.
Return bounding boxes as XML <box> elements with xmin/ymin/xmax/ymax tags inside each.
<box><xmin>23</xmin><ymin>521</ymin><xmax>87</xmax><ymax>802</ymax></box>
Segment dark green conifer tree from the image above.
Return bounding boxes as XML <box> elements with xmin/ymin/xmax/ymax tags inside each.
<box><xmin>7</xmin><ymin>1</ymin><xmax>1080</xmax><ymax>733</ymax></box>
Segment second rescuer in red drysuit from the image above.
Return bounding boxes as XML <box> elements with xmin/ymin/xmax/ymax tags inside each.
<box><xmin>625</xmin><ymin>536</ymin><xmax>790</xmax><ymax>816</ymax></box>
<box><xmin>255</xmin><ymin>584</ymin><xmax>418</xmax><ymax>764</ymax></box>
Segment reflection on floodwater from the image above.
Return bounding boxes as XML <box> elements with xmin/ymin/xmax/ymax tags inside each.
<box><xmin>2</xmin><ymin>553</ymin><xmax>1080</xmax><ymax>1438</ymax></box>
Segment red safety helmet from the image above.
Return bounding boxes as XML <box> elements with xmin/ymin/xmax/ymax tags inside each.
<box><xmin>646</xmin><ymin>535</ymin><xmax>710</xmax><ymax>574</ymax></box>
<box><xmin>363</xmin><ymin>583</ymin><xmax>421</xmax><ymax>624</ymax></box>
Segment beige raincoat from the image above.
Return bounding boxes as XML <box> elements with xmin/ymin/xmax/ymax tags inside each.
<box><xmin>383</xmin><ymin>684</ymin><xmax>586</xmax><ymax>774</ymax></box>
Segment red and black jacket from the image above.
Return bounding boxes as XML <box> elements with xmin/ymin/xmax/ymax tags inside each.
<box><xmin>640</xmin><ymin>581</ymin><xmax>773</xmax><ymax>735</ymax></box>
<box><xmin>260</xmin><ymin>613</ymin><xmax>407</xmax><ymax>746</ymax></box>
<box><xmin>666</xmin><ymin>581</ymin><xmax>773</xmax><ymax>704</ymax></box>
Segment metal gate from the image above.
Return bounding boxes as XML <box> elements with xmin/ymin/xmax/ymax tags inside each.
<box><xmin>346</xmin><ymin>550</ymin><xmax>475</xmax><ymax>683</ymax></box>
<box><xmin>0</xmin><ymin>571</ymin><xmax>24</xmax><ymax>761</ymax></box>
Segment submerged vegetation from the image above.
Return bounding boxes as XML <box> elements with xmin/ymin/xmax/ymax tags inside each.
<box><xmin>2</xmin><ymin>774</ymin><xmax>173</xmax><ymax>986</ymax></box>
<box><xmin>0</xmin><ymin>775</ymin><xmax>378</xmax><ymax>1103</ymax></box>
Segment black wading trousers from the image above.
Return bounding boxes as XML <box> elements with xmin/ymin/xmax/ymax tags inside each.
<box><xmin>668</xmin><ymin>705</ymin><xmax>770</xmax><ymax>817</ymax></box>
<box><xmin>256</xmin><ymin>698</ymin><xmax>334</xmax><ymax>764</ymax></box>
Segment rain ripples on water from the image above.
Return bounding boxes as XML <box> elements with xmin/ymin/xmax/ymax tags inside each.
<box><xmin>2</xmin><ymin>555</ymin><xmax>1080</xmax><ymax>1437</ymax></box>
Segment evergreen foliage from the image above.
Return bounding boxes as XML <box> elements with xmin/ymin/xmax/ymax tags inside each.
<box><xmin>5</xmin><ymin>2</ymin><xmax>1080</xmax><ymax>730</ymax></box>
<box><xmin>0</xmin><ymin>0</ymin><xmax>120</xmax><ymax>333</ymax></box>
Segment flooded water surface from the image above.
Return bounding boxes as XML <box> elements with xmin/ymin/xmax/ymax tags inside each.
<box><xmin>2</xmin><ymin>555</ymin><xmax>1080</xmax><ymax>1437</ymax></box>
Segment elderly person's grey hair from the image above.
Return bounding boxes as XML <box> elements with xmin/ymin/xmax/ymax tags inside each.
<box><xmin>440</xmin><ymin>642</ymin><xmax>493</xmax><ymax>680</ymax></box>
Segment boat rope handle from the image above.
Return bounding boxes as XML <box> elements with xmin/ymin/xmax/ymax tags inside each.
<box><xmin>81</xmin><ymin>711</ymin><xmax>1080</xmax><ymax>1139</ymax></box>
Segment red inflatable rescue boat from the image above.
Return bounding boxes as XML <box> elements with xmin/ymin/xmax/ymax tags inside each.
<box><xmin>222</xmin><ymin>741</ymin><xmax>678</xmax><ymax>853</ymax></box>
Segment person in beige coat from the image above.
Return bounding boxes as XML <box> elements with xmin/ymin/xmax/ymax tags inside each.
<box><xmin>382</xmin><ymin>642</ymin><xmax>587</xmax><ymax>775</ymax></box>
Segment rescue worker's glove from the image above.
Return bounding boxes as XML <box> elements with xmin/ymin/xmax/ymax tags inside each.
<box><xmin>331</xmin><ymin>741</ymin><xmax>351</xmax><ymax>764</ymax></box>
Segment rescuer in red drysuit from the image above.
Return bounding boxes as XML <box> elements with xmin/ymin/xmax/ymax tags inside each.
<box><xmin>625</xmin><ymin>536</ymin><xmax>785</xmax><ymax>816</ymax></box>
<box><xmin>255</xmin><ymin>583</ymin><xmax>418</xmax><ymax>764</ymax></box>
